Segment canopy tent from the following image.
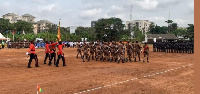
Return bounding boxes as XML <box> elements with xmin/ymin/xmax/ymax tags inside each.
<box><xmin>0</xmin><ymin>33</ymin><xmax>10</xmax><ymax>40</ymax></box>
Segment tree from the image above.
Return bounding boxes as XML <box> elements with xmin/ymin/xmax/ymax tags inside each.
<box><xmin>13</xmin><ymin>21</ymin><xmax>33</xmax><ymax>34</ymax></box>
<box><xmin>149</xmin><ymin>26</ymin><xmax>168</xmax><ymax>34</ymax></box>
<box><xmin>95</xmin><ymin>17</ymin><xmax>124</xmax><ymax>42</ymax></box>
<box><xmin>0</xmin><ymin>18</ymin><xmax>14</xmax><ymax>34</ymax></box>
<box><xmin>185</xmin><ymin>24</ymin><xmax>194</xmax><ymax>41</ymax></box>
<box><xmin>165</xmin><ymin>20</ymin><xmax>173</xmax><ymax>33</ymax></box>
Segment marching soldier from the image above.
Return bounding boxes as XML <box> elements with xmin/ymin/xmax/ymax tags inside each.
<box><xmin>76</xmin><ymin>40</ymin><xmax>83</xmax><ymax>58</ymax></box>
<box><xmin>55</xmin><ymin>41</ymin><xmax>66</xmax><ymax>67</ymax></box>
<box><xmin>126</xmin><ymin>41</ymin><xmax>133</xmax><ymax>62</ymax></box>
<box><xmin>26</xmin><ymin>41</ymin><xmax>39</xmax><ymax>68</ymax></box>
<box><xmin>89</xmin><ymin>42</ymin><xmax>95</xmax><ymax>60</ymax></box>
<box><xmin>135</xmin><ymin>41</ymin><xmax>141</xmax><ymax>62</ymax></box>
<box><xmin>143</xmin><ymin>42</ymin><xmax>149</xmax><ymax>62</ymax></box>
<box><xmin>117</xmin><ymin>41</ymin><xmax>125</xmax><ymax>63</ymax></box>
<box><xmin>44</xmin><ymin>41</ymin><xmax>50</xmax><ymax>65</ymax></box>
<box><xmin>110</xmin><ymin>41</ymin><xmax>116</xmax><ymax>62</ymax></box>
<box><xmin>82</xmin><ymin>42</ymin><xmax>90</xmax><ymax>62</ymax></box>
<box><xmin>95</xmin><ymin>42</ymin><xmax>101</xmax><ymax>61</ymax></box>
<box><xmin>102</xmin><ymin>42</ymin><xmax>110</xmax><ymax>62</ymax></box>
<box><xmin>49</xmin><ymin>41</ymin><xmax>58</xmax><ymax>65</ymax></box>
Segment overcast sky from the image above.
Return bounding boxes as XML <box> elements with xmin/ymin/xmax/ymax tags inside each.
<box><xmin>0</xmin><ymin>0</ymin><xmax>194</xmax><ymax>27</ymax></box>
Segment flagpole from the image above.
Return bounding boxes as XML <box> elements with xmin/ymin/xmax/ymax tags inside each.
<box><xmin>13</xmin><ymin>33</ymin><xmax>14</xmax><ymax>41</ymax></box>
<box><xmin>37</xmin><ymin>84</ymin><xmax>38</xmax><ymax>94</ymax></box>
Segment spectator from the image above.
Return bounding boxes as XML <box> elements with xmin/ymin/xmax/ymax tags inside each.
<box><xmin>2</xmin><ymin>41</ymin><xmax>5</xmax><ymax>49</ymax></box>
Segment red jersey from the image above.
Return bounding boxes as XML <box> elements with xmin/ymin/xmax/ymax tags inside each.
<box><xmin>45</xmin><ymin>44</ymin><xmax>50</xmax><ymax>53</ymax></box>
<box><xmin>50</xmin><ymin>42</ymin><xmax>58</xmax><ymax>53</ymax></box>
<box><xmin>28</xmin><ymin>44</ymin><xmax>36</xmax><ymax>54</ymax></box>
<box><xmin>57</xmin><ymin>44</ymin><xmax>65</xmax><ymax>55</ymax></box>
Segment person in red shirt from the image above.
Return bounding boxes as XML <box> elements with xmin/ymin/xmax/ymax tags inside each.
<box><xmin>27</xmin><ymin>41</ymin><xmax>39</xmax><ymax>68</ymax></box>
<box><xmin>44</xmin><ymin>41</ymin><xmax>50</xmax><ymax>65</ymax></box>
<box><xmin>49</xmin><ymin>41</ymin><xmax>58</xmax><ymax>65</ymax></box>
<box><xmin>143</xmin><ymin>42</ymin><xmax>149</xmax><ymax>62</ymax></box>
<box><xmin>55</xmin><ymin>41</ymin><xmax>66</xmax><ymax>67</ymax></box>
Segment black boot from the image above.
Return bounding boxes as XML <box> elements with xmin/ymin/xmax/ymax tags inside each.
<box><xmin>147</xmin><ymin>57</ymin><xmax>149</xmax><ymax>62</ymax></box>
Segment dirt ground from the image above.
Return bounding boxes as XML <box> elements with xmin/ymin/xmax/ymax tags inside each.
<box><xmin>0</xmin><ymin>45</ymin><xmax>194</xmax><ymax>94</ymax></box>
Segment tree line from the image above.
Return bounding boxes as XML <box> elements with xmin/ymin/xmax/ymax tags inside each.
<box><xmin>0</xmin><ymin>17</ymin><xmax>194</xmax><ymax>42</ymax></box>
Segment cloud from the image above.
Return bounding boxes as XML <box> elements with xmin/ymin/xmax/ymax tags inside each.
<box><xmin>147</xmin><ymin>16</ymin><xmax>166</xmax><ymax>21</ymax></box>
<box><xmin>80</xmin><ymin>8</ymin><xmax>103</xmax><ymax>20</ymax></box>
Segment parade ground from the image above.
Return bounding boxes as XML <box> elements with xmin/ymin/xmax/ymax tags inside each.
<box><xmin>0</xmin><ymin>45</ymin><xmax>194</xmax><ymax>94</ymax></box>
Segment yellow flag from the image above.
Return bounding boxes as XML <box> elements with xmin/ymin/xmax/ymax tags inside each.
<box><xmin>57</xmin><ymin>20</ymin><xmax>61</xmax><ymax>41</ymax></box>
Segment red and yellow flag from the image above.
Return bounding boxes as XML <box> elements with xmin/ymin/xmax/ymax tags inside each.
<box><xmin>37</xmin><ymin>84</ymin><xmax>43</xmax><ymax>92</ymax></box>
<box><xmin>57</xmin><ymin>20</ymin><xmax>61</xmax><ymax>41</ymax></box>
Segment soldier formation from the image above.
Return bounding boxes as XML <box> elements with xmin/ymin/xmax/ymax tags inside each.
<box><xmin>76</xmin><ymin>41</ymin><xmax>150</xmax><ymax>63</ymax></box>
<box><xmin>153</xmin><ymin>41</ymin><xmax>194</xmax><ymax>54</ymax></box>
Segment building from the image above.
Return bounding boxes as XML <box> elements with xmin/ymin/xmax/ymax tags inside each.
<box><xmin>36</xmin><ymin>20</ymin><xmax>53</xmax><ymax>33</ymax></box>
<box><xmin>22</xmin><ymin>13</ymin><xmax>35</xmax><ymax>22</ymax></box>
<box><xmin>126</xmin><ymin>20</ymin><xmax>152</xmax><ymax>34</ymax></box>
<box><xmin>2</xmin><ymin>13</ymin><xmax>22</xmax><ymax>23</ymax></box>
<box><xmin>145</xmin><ymin>34</ymin><xmax>178</xmax><ymax>43</ymax></box>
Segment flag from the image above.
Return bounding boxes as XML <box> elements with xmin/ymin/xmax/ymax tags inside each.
<box><xmin>57</xmin><ymin>20</ymin><xmax>61</xmax><ymax>41</ymax></box>
<box><xmin>13</xmin><ymin>30</ymin><xmax>15</xmax><ymax>34</ymax></box>
<box><xmin>23</xmin><ymin>30</ymin><xmax>25</xmax><ymax>35</ymax></box>
<box><xmin>37</xmin><ymin>84</ymin><xmax>43</xmax><ymax>92</ymax></box>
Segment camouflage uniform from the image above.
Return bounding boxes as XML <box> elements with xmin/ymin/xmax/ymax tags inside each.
<box><xmin>102</xmin><ymin>43</ymin><xmax>110</xmax><ymax>62</ymax></box>
<box><xmin>134</xmin><ymin>41</ymin><xmax>141</xmax><ymax>62</ymax></box>
<box><xmin>76</xmin><ymin>42</ymin><xmax>82</xmax><ymax>58</ymax></box>
<box><xmin>95</xmin><ymin>42</ymin><xmax>101</xmax><ymax>61</ymax></box>
<box><xmin>109</xmin><ymin>41</ymin><xmax>115</xmax><ymax>62</ymax></box>
<box><xmin>82</xmin><ymin>42</ymin><xmax>90</xmax><ymax>62</ymax></box>
<box><xmin>117</xmin><ymin>41</ymin><xmax>125</xmax><ymax>63</ymax></box>
<box><xmin>89</xmin><ymin>42</ymin><xmax>95</xmax><ymax>60</ymax></box>
<box><xmin>126</xmin><ymin>41</ymin><xmax>133</xmax><ymax>62</ymax></box>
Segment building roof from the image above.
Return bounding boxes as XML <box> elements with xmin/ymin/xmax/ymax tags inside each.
<box><xmin>2</xmin><ymin>13</ymin><xmax>18</xmax><ymax>17</ymax></box>
<box><xmin>22</xmin><ymin>13</ymin><xmax>35</xmax><ymax>18</ymax></box>
<box><xmin>147</xmin><ymin>34</ymin><xmax>177</xmax><ymax>39</ymax></box>
<box><xmin>37</xmin><ymin>20</ymin><xmax>52</xmax><ymax>24</ymax></box>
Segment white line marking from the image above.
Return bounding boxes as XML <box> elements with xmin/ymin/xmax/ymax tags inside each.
<box><xmin>74</xmin><ymin>64</ymin><xmax>194</xmax><ymax>94</ymax></box>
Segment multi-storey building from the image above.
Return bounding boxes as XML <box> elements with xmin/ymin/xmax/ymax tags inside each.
<box><xmin>126</xmin><ymin>20</ymin><xmax>152</xmax><ymax>34</ymax></box>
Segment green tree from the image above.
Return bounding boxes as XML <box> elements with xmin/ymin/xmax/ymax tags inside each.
<box><xmin>95</xmin><ymin>17</ymin><xmax>124</xmax><ymax>42</ymax></box>
<box><xmin>185</xmin><ymin>24</ymin><xmax>194</xmax><ymax>41</ymax></box>
<box><xmin>0</xmin><ymin>18</ymin><xmax>14</xmax><ymax>34</ymax></box>
<box><xmin>149</xmin><ymin>26</ymin><xmax>168</xmax><ymax>34</ymax></box>
<box><xmin>13</xmin><ymin>21</ymin><xmax>33</xmax><ymax>34</ymax></box>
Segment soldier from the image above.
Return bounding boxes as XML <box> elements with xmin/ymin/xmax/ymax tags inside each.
<box><xmin>49</xmin><ymin>41</ymin><xmax>58</xmax><ymax>65</ymax></box>
<box><xmin>44</xmin><ymin>41</ymin><xmax>50</xmax><ymax>65</ymax></box>
<box><xmin>143</xmin><ymin>42</ymin><xmax>149</xmax><ymax>62</ymax></box>
<box><xmin>95</xmin><ymin>42</ymin><xmax>101</xmax><ymax>61</ymax></box>
<box><xmin>82</xmin><ymin>42</ymin><xmax>90</xmax><ymax>62</ymax></box>
<box><xmin>102</xmin><ymin>42</ymin><xmax>110</xmax><ymax>62</ymax></box>
<box><xmin>55</xmin><ymin>41</ymin><xmax>66</xmax><ymax>67</ymax></box>
<box><xmin>110</xmin><ymin>41</ymin><xmax>116</xmax><ymax>62</ymax></box>
<box><xmin>76</xmin><ymin>40</ymin><xmax>83</xmax><ymax>58</ymax></box>
<box><xmin>126</xmin><ymin>41</ymin><xmax>133</xmax><ymax>62</ymax></box>
<box><xmin>89</xmin><ymin>42</ymin><xmax>95</xmax><ymax>60</ymax></box>
<box><xmin>134</xmin><ymin>41</ymin><xmax>141</xmax><ymax>62</ymax></box>
<box><xmin>26</xmin><ymin>41</ymin><xmax>39</xmax><ymax>68</ymax></box>
<box><xmin>117</xmin><ymin>41</ymin><xmax>125</xmax><ymax>63</ymax></box>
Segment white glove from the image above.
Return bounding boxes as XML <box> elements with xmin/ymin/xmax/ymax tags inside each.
<box><xmin>26</xmin><ymin>52</ymin><xmax>29</xmax><ymax>55</ymax></box>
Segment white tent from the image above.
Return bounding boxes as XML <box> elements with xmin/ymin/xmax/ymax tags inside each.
<box><xmin>0</xmin><ymin>33</ymin><xmax>10</xmax><ymax>40</ymax></box>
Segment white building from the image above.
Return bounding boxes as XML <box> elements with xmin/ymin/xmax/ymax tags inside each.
<box><xmin>36</xmin><ymin>20</ymin><xmax>53</xmax><ymax>33</ymax></box>
<box><xmin>126</xmin><ymin>20</ymin><xmax>152</xmax><ymax>34</ymax></box>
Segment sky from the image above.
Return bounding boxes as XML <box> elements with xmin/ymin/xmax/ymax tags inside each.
<box><xmin>0</xmin><ymin>0</ymin><xmax>194</xmax><ymax>27</ymax></box>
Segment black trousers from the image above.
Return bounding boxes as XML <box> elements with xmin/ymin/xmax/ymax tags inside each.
<box><xmin>49</xmin><ymin>52</ymin><xmax>56</xmax><ymax>65</ymax></box>
<box><xmin>56</xmin><ymin>55</ymin><xmax>65</xmax><ymax>66</ymax></box>
<box><xmin>44</xmin><ymin>53</ymin><xmax>50</xmax><ymax>64</ymax></box>
<box><xmin>28</xmin><ymin>53</ymin><xmax>38</xmax><ymax>67</ymax></box>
